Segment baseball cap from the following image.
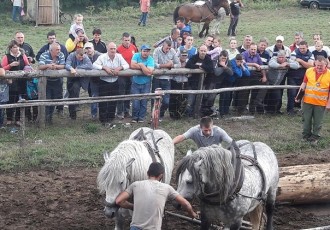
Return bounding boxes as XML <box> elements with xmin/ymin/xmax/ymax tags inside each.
<box><xmin>275</xmin><ymin>35</ymin><xmax>284</xmax><ymax>42</ymax></box>
<box><xmin>140</xmin><ymin>44</ymin><xmax>151</xmax><ymax>51</ymax></box>
<box><xmin>83</xmin><ymin>42</ymin><xmax>94</xmax><ymax>49</ymax></box>
<box><xmin>181</xmin><ymin>49</ymin><xmax>188</xmax><ymax>56</ymax></box>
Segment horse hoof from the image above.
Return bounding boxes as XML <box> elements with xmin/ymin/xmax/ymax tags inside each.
<box><xmin>199</xmin><ymin>33</ymin><xmax>203</xmax><ymax>38</ymax></box>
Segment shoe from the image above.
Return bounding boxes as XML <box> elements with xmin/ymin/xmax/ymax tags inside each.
<box><xmin>138</xmin><ymin>120</ymin><xmax>145</xmax><ymax>123</ymax></box>
<box><xmin>124</xmin><ymin>112</ymin><xmax>132</xmax><ymax>118</ymax></box>
<box><xmin>308</xmin><ymin>135</ymin><xmax>320</xmax><ymax>145</ymax></box>
<box><xmin>276</xmin><ymin>111</ymin><xmax>284</xmax><ymax>115</ymax></box>
<box><xmin>131</xmin><ymin>119</ymin><xmax>137</xmax><ymax>123</ymax></box>
<box><xmin>287</xmin><ymin>110</ymin><xmax>297</xmax><ymax>116</ymax></box>
<box><xmin>103</xmin><ymin>123</ymin><xmax>116</xmax><ymax>129</ymax></box>
<box><xmin>15</xmin><ymin>121</ymin><xmax>22</xmax><ymax>127</ymax></box>
<box><xmin>116</xmin><ymin>114</ymin><xmax>124</xmax><ymax>119</ymax></box>
<box><xmin>138</xmin><ymin>22</ymin><xmax>141</xmax><ymax>26</ymax></box>
<box><xmin>302</xmin><ymin>134</ymin><xmax>311</xmax><ymax>141</ymax></box>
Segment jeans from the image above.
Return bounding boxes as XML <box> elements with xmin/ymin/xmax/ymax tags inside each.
<box><xmin>152</xmin><ymin>78</ymin><xmax>171</xmax><ymax>117</ymax></box>
<box><xmin>46</xmin><ymin>79</ymin><xmax>63</xmax><ymax>122</ymax></box>
<box><xmin>67</xmin><ymin>77</ymin><xmax>90</xmax><ymax>119</ymax></box>
<box><xmin>218</xmin><ymin>79</ymin><xmax>234</xmax><ymax>116</ymax></box>
<box><xmin>287</xmin><ymin>76</ymin><xmax>303</xmax><ymax>112</ymax></box>
<box><xmin>227</xmin><ymin>15</ymin><xmax>239</xmax><ymax>36</ymax></box>
<box><xmin>89</xmin><ymin>79</ymin><xmax>99</xmax><ymax>117</ymax></box>
<box><xmin>139</xmin><ymin>12</ymin><xmax>148</xmax><ymax>25</ymax></box>
<box><xmin>116</xmin><ymin>76</ymin><xmax>131</xmax><ymax>116</ymax></box>
<box><xmin>169</xmin><ymin>80</ymin><xmax>188</xmax><ymax>119</ymax></box>
<box><xmin>131</xmin><ymin>81</ymin><xmax>151</xmax><ymax>121</ymax></box>
<box><xmin>98</xmin><ymin>80</ymin><xmax>119</xmax><ymax>124</ymax></box>
<box><xmin>12</xmin><ymin>6</ymin><xmax>21</xmax><ymax>22</ymax></box>
<box><xmin>0</xmin><ymin>102</ymin><xmax>5</xmax><ymax>126</ymax></box>
<box><xmin>130</xmin><ymin>226</ymin><xmax>142</xmax><ymax>230</ymax></box>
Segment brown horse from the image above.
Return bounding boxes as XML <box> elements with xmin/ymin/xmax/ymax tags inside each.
<box><xmin>173</xmin><ymin>0</ymin><xmax>230</xmax><ymax>38</ymax></box>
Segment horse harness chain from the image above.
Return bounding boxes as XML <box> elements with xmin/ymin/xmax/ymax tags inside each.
<box><xmin>199</xmin><ymin>141</ymin><xmax>268</xmax><ymax>205</ymax></box>
<box><xmin>132</xmin><ymin>128</ymin><xmax>166</xmax><ymax>181</ymax></box>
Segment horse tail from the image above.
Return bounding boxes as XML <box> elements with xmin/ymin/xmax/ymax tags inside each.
<box><xmin>173</xmin><ymin>5</ymin><xmax>181</xmax><ymax>24</ymax></box>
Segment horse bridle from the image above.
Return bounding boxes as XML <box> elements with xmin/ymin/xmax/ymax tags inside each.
<box><xmin>197</xmin><ymin>141</ymin><xmax>267</xmax><ymax>205</ymax></box>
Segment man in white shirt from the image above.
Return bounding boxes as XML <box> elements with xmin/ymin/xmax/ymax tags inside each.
<box><xmin>93</xmin><ymin>42</ymin><xmax>129</xmax><ymax>125</ymax></box>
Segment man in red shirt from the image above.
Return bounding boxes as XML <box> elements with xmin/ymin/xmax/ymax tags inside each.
<box><xmin>117</xmin><ymin>32</ymin><xmax>138</xmax><ymax>119</ymax></box>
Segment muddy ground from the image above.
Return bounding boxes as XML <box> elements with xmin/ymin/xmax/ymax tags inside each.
<box><xmin>1</xmin><ymin>150</ymin><xmax>330</xmax><ymax>230</ymax></box>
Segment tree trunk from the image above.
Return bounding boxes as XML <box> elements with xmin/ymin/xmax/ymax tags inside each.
<box><xmin>277</xmin><ymin>163</ymin><xmax>330</xmax><ymax>204</ymax></box>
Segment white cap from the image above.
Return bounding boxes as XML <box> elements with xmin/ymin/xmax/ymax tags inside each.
<box><xmin>83</xmin><ymin>42</ymin><xmax>94</xmax><ymax>49</ymax></box>
<box><xmin>275</xmin><ymin>35</ymin><xmax>284</xmax><ymax>42</ymax></box>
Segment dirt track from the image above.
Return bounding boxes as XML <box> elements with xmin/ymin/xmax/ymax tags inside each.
<box><xmin>1</xmin><ymin>151</ymin><xmax>330</xmax><ymax>230</ymax></box>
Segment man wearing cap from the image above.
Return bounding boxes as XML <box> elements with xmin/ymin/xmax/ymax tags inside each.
<box><xmin>130</xmin><ymin>44</ymin><xmax>155</xmax><ymax>123</ymax></box>
<box><xmin>266</xmin><ymin>35</ymin><xmax>291</xmax><ymax>58</ymax></box>
<box><xmin>117</xmin><ymin>32</ymin><xmax>138</xmax><ymax>119</ymax></box>
<box><xmin>65</xmin><ymin>29</ymin><xmax>86</xmax><ymax>53</ymax></box>
<box><xmin>169</xmin><ymin>49</ymin><xmax>190</xmax><ymax>119</ymax></box>
<box><xmin>93</xmin><ymin>42</ymin><xmax>129</xmax><ymax>125</ymax></box>
<box><xmin>116</xmin><ymin>162</ymin><xmax>197</xmax><ymax>230</ymax></box>
<box><xmin>89</xmin><ymin>28</ymin><xmax>107</xmax><ymax>54</ymax></box>
<box><xmin>152</xmin><ymin>39</ymin><xmax>180</xmax><ymax>121</ymax></box>
<box><xmin>84</xmin><ymin>42</ymin><xmax>102</xmax><ymax>119</ymax></box>
<box><xmin>38</xmin><ymin>43</ymin><xmax>66</xmax><ymax>124</ymax></box>
<box><xmin>65</xmin><ymin>48</ymin><xmax>93</xmax><ymax>120</ymax></box>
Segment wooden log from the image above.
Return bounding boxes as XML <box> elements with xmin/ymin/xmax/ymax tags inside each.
<box><xmin>277</xmin><ymin>163</ymin><xmax>330</xmax><ymax>204</ymax></box>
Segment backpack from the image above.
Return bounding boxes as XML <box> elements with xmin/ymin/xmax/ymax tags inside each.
<box><xmin>26</xmin><ymin>78</ymin><xmax>38</xmax><ymax>100</ymax></box>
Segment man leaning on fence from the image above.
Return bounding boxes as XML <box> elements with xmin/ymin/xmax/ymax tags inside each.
<box><xmin>65</xmin><ymin>48</ymin><xmax>93</xmax><ymax>120</ymax></box>
<box><xmin>152</xmin><ymin>39</ymin><xmax>180</xmax><ymax>121</ymax></box>
<box><xmin>265</xmin><ymin>50</ymin><xmax>299</xmax><ymax>114</ymax></box>
<box><xmin>38</xmin><ymin>43</ymin><xmax>66</xmax><ymax>124</ymax></box>
<box><xmin>130</xmin><ymin>44</ymin><xmax>154</xmax><ymax>123</ymax></box>
<box><xmin>93</xmin><ymin>42</ymin><xmax>129</xmax><ymax>126</ymax></box>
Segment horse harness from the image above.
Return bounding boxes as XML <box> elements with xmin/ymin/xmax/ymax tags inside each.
<box><xmin>131</xmin><ymin>129</ymin><xmax>166</xmax><ymax>181</ymax></box>
<box><xmin>199</xmin><ymin>141</ymin><xmax>268</xmax><ymax>205</ymax></box>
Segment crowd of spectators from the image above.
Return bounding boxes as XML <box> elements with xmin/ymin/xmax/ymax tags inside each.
<box><xmin>1</xmin><ymin>19</ymin><xmax>330</xmax><ymax>131</ymax></box>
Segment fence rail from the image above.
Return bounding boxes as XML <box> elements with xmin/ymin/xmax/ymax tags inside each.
<box><xmin>1</xmin><ymin>66</ymin><xmax>299</xmax><ymax>128</ymax></box>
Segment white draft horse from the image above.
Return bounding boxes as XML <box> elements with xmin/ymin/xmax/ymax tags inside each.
<box><xmin>175</xmin><ymin>140</ymin><xmax>279</xmax><ymax>230</ymax></box>
<box><xmin>97</xmin><ymin>127</ymin><xmax>175</xmax><ymax>230</ymax></box>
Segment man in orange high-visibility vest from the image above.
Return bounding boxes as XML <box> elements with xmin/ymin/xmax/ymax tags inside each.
<box><xmin>296</xmin><ymin>55</ymin><xmax>330</xmax><ymax>144</ymax></box>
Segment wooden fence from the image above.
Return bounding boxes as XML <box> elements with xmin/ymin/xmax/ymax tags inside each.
<box><xmin>1</xmin><ymin>67</ymin><xmax>299</xmax><ymax>128</ymax></box>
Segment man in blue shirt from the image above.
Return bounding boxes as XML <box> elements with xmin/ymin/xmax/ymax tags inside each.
<box><xmin>130</xmin><ymin>44</ymin><xmax>155</xmax><ymax>123</ymax></box>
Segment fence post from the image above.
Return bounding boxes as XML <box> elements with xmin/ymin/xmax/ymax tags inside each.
<box><xmin>19</xmin><ymin>106</ymin><xmax>25</xmax><ymax>151</ymax></box>
<box><xmin>193</xmin><ymin>73</ymin><xmax>205</xmax><ymax>119</ymax></box>
<box><xmin>151</xmin><ymin>88</ymin><xmax>163</xmax><ymax>129</ymax></box>
<box><xmin>38</xmin><ymin>76</ymin><xmax>46</xmax><ymax>128</ymax></box>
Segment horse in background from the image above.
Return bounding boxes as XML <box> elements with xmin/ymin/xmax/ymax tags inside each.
<box><xmin>97</xmin><ymin>127</ymin><xmax>175</xmax><ymax>230</ymax></box>
<box><xmin>173</xmin><ymin>0</ymin><xmax>230</xmax><ymax>37</ymax></box>
<box><xmin>175</xmin><ymin>140</ymin><xmax>279</xmax><ymax>230</ymax></box>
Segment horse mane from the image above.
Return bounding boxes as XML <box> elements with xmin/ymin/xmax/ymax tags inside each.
<box><xmin>176</xmin><ymin>145</ymin><xmax>235</xmax><ymax>202</ymax></box>
<box><xmin>97</xmin><ymin>140</ymin><xmax>150</xmax><ymax>194</ymax></box>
